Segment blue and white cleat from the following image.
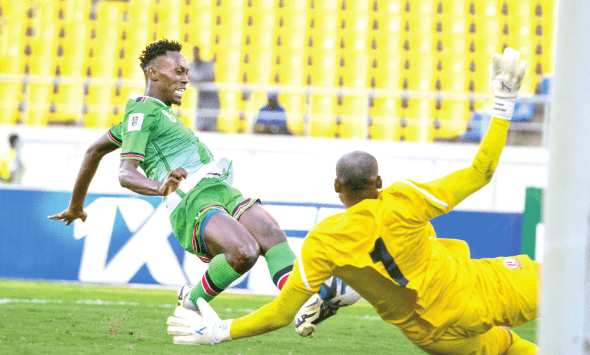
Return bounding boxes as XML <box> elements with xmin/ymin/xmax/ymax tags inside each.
<box><xmin>294</xmin><ymin>277</ymin><xmax>361</xmax><ymax>338</ymax></box>
<box><xmin>177</xmin><ymin>284</ymin><xmax>198</xmax><ymax>311</ymax></box>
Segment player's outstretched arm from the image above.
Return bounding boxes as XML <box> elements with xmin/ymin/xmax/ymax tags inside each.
<box><xmin>118</xmin><ymin>159</ymin><xmax>187</xmax><ymax>196</ymax></box>
<box><xmin>433</xmin><ymin>48</ymin><xmax>527</xmax><ymax>209</ymax></box>
<box><xmin>48</xmin><ymin>133</ymin><xmax>119</xmax><ymax>225</ymax></box>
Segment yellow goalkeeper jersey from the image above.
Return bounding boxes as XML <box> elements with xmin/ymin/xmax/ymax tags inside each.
<box><xmin>230</xmin><ymin>118</ymin><xmax>539</xmax><ymax>347</ymax></box>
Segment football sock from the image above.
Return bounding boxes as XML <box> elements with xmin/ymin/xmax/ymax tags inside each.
<box><xmin>265</xmin><ymin>242</ymin><xmax>296</xmax><ymax>290</ymax></box>
<box><xmin>506</xmin><ymin>330</ymin><xmax>538</xmax><ymax>355</ymax></box>
<box><xmin>190</xmin><ymin>253</ymin><xmax>242</xmax><ymax>305</ymax></box>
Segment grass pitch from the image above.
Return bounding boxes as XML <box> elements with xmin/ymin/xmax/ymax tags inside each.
<box><xmin>0</xmin><ymin>279</ymin><xmax>536</xmax><ymax>354</ymax></box>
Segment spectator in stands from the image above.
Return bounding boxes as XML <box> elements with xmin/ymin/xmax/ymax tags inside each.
<box><xmin>188</xmin><ymin>46</ymin><xmax>220</xmax><ymax>132</ymax></box>
<box><xmin>0</xmin><ymin>133</ymin><xmax>24</xmax><ymax>184</ymax></box>
<box><xmin>253</xmin><ymin>92</ymin><xmax>291</xmax><ymax>135</ymax></box>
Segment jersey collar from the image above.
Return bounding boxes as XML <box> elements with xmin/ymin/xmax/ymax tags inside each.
<box><xmin>129</xmin><ymin>93</ymin><xmax>170</xmax><ymax>108</ymax></box>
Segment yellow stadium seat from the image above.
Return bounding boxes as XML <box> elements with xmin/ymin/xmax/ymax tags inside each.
<box><xmin>369</xmin><ymin>97</ymin><xmax>400</xmax><ymax>141</ymax></box>
<box><xmin>216</xmin><ymin>50</ymin><xmax>241</xmax><ymax>82</ymax></box>
<box><xmin>339</xmin><ymin>95</ymin><xmax>369</xmax><ymax>139</ymax></box>
<box><xmin>279</xmin><ymin>93</ymin><xmax>305</xmax><ymax>135</ymax></box>
<box><xmin>24</xmin><ymin>83</ymin><xmax>53</xmax><ymax>126</ymax></box>
<box><xmin>50</xmin><ymin>84</ymin><xmax>84</xmax><ymax>124</ymax></box>
<box><xmin>0</xmin><ymin>82</ymin><xmax>23</xmax><ymax>125</ymax></box>
<box><xmin>127</xmin><ymin>1</ymin><xmax>153</xmax><ymax>25</ymax></box>
<box><xmin>0</xmin><ymin>17</ymin><xmax>26</xmax><ymax>74</ymax></box>
<box><xmin>309</xmin><ymin>94</ymin><xmax>337</xmax><ymax>138</ymax></box>
<box><xmin>340</xmin><ymin>50</ymin><xmax>370</xmax><ymax>88</ymax></box>
<box><xmin>308</xmin><ymin>50</ymin><xmax>338</xmax><ymax>86</ymax></box>
<box><xmin>404</xmin><ymin>52</ymin><xmax>436</xmax><ymax>91</ymax></box>
<box><xmin>401</xmin><ymin>98</ymin><xmax>434</xmax><ymax>142</ymax></box>
<box><xmin>84</xmin><ymin>84</ymin><xmax>116</xmax><ymax>128</ymax></box>
<box><xmin>217</xmin><ymin>90</ymin><xmax>240</xmax><ymax>133</ymax></box>
<box><xmin>434</xmin><ymin>99</ymin><xmax>469</xmax><ymax>139</ymax></box>
<box><xmin>372</xmin><ymin>53</ymin><xmax>403</xmax><ymax>89</ymax></box>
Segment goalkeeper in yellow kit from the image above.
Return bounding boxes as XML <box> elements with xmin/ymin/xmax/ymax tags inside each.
<box><xmin>166</xmin><ymin>48</ymin><xmax>539</xmax><ymax>354</ymax></box>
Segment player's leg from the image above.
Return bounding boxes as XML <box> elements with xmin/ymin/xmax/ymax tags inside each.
<box><xmin>186</xmin><ymin>209</ymin><xmax>260</xmax><ymax>308</ymax></box>
<box><xmin>237</xmin><ymin>203</ymin><xmax>296</xmax><ymax>290</ymax></box>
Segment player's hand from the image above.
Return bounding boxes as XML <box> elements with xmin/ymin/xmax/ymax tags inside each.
<box><xmin>167</xmin><ymin>298</ymin><xmax>233</xmax><ymax>345</ymax></box>
<box><xmin>48</xmin><ymin>207</ymin><xmax>87</xmax><ymax>226</ymax></box>
<box><xmin>158</xmin><ymin>167</ymin><xmax>187</xmax><ymax>196</ymax></box>
<box><xmin>490</xmin><ymin>47</ymin><xmax>527</xmax><ymax>100</ymax></box>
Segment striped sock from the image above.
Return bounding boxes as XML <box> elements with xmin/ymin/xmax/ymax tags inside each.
<box><xmin>265</xmin><ymin>242</ymin><xmax>296</xmax><ymax>290</ymax></box>
<box><xmin>190</xmin><ymin>253</ymin><xmax>242</xmax><ymax>305</ymax></box>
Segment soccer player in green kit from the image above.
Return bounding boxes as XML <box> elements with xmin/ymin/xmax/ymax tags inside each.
<box><xmin>49</xmin><ymin>40</ymin><xmax>298</xmax><ymax>309</ymax></box>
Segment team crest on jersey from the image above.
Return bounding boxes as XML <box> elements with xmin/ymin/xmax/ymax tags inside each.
<box><xmin>128</xmin><ymin>113</ymin><xmax>144</xmax><ymax>131</ymax></box>
<box><xmin>162</xmin><ymin>110</ymin><xmax>177</xmax><ymax>123</ymax></box>
<box><xmin>503</xmin><ymin>258</ymin><xmax>522</xmax><ymax>270</ymax></box>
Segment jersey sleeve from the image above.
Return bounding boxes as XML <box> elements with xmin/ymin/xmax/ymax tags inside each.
<box><xmin>107</xmin><ymin>123</ymin><xmax>123</xmax><ymax>147</ymax></box>
<box><xmin>289</xmin><ymin>232</ymin><xmax>334</xmax><ymax>295</ymax></box>
<box><xmin>381</xmin><ymin>180</ymin><xmax>453</xmax><ymax>225</ymax></box>
<box><xmin>381</xmin><ymin>117</ymin><xmax>510</xmax><ymax>224</ymax></box>
<box><xmin>120</xmin><ymin>110</ymin><xmax>157</xmax><ymax>162</ymax></box>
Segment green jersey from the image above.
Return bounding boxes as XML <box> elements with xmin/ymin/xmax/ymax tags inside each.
<box><xmin>117</xmin><ymin>94</ymin><xmax>214</xmax><ymax>182</ymax></box>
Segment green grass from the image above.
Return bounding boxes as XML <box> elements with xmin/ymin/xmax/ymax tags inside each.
<box><xmin>0</xmin><ymin>279</ymin><xmax>536</xmax><ymax>354</ymax></box>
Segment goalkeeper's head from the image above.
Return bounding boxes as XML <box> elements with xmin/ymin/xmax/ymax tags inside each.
<box><xmin>138</xmin><ymin>39</ymin><xmax>188</xmax><ymax>106</ymax></box>
<box><xmin>335</xmin><ymin>151</ymin><xmax>382</xmax><ymax>208</ymax></box>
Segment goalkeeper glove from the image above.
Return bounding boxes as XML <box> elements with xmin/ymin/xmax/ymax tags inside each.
<box><xmin>489</xmin><ymin>47</ymin><xmax>527</xmax><ymax>120</ymax></box>
<box><xmin>167</xmin><ymin>298</ymin><xmax>233</xmax><ymax>345</ymax></box>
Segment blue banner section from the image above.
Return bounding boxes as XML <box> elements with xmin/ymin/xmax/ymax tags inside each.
<box><xmin>0</xmin><ymin>189</ymin><xmax>522</xmax><ymax>289</ymax></box>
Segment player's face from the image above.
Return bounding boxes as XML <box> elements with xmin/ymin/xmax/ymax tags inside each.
<box><xmin>152</xmin><ymin>51</ymin><xmax>189</xmax><ymax>106</ymax></box>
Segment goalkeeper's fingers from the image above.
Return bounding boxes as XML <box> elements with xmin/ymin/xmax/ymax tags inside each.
<box><xmin>489</xmin><ymin>53</ymin><xmax>502</xmax><ymax>83</ymax></box>
<box><xmin>515</xmin><ymin>60</ymin><xmax>527</xmax><ymax>87</ymax></box>
<box><xmin>167</xmin><ymin>316</ymin><xmax>192</xmax><ymax>328</ymax></box>
<box><xmin>173</xmin><ymin>335</ymin><xmax>199</xmax><ymax>345</ymax></box>
<box><xmin>501</xmin><ymin>47</ymin><xmax>519</xmax><ymax>77</ymax></box>
<box><xmin>167</xmin><ymin>325</ymin><xmax>195</xmax><ymax>336</ymax></box>
<box><xmin>196</xmin><ymin>297</ymin><xmax>221</xmax><ymax>321</ymax></box>
<box><xmin>173</xmin><ymin>306</ymin><xmax>201</xmax><ymax>321</ymax></box>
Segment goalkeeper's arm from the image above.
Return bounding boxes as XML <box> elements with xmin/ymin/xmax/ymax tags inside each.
<box><xmin>230</xmin><ymin>280</ymin><xmax>311</xmax><ymax>339</ymax></box>
<box><xmin>430</xmin><ymin>48</ymin><xmax>527</xmax><ymax>209</ymax></box>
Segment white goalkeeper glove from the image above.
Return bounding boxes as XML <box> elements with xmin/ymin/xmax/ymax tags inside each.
<box><xmin>489</xmin><ymin>47</ymin><xmax>527</xmax><ymax>120</ymax></box>
<box><xmin>167</xmin><ymin>298</ymin><xmax>233</xmax><ymax>345</ymax></box>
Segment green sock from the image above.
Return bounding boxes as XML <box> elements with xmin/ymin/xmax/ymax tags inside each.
<box><xmin>265</xmin><ymin>242</ymin><xmax>296</xmax><ymax>290</ymax></box>
<box><xmin>190</xmin><ymin>253</ymin><xmax>242</xmax><ymax>305</ymax></box>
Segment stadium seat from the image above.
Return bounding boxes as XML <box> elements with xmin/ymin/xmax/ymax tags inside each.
<box><xmin>401</xmin><ymin>98</ymin><xmax>434</xmax><ymax>142</ymax></box>
<box><xmin>340</xmin><ymin>50</ymin><xmax>370</xmax><ymax>88</ymax></box>
<box><xmin>216</xmin><ymin>50</ymin><xmax>241</xmax><ymax>83</ymax></box>
<box><xmin>308</xmin><ymin>50</ymin><xmax>338</xmax><ymax>87</ymax></box>
<box><xmin>84</xmin><ymin>84</ymin><xmax>116</xmax><ymax>128</ymax></box>
<box><xmin>372</xmin><ymin>53</ymin><xmax>403</xmax><ymax>89</ymax></box>
<box><xmin>309</xmin><ymin>94</ymin><xmax>337</xmax><ymax>138</ymax></box>
<box><xmin>217</xmin><ymin>90</ymin><xmax>240</xmax><ymax>133</ymax></box>
<box><xmin>279</xmin><ymin>93</ymin><xmax>305</xmax><ymax>135</ymax></box>
<box><xmin>369</xmin><ymin>96</ymin><xmax>400</xmax><ymax>141</ymax></box>
<box><xmin>0</xmin><ymin>82</ymin><xmax>23</xmax><ymax>125</ymax></box>
<box><xmin>50</xmin><ymin>83</ymin><xmax>84</xmax><ymax>124</ymax></box>
<box><xmin>434</xmin><ymin>99</ymin><xmax>469</xmax><ymax>139</ymax></box>
<box><xmin>339</xmin><ymin>95</ymin><xmax>369</xmax><ymax>139</ymax></box>
<box><xmin>24</xmin><ymin>83</ymin><xmax>53</xmax><ymax>126</ymax></box>
<box><xmin>0</xmin><ymin>19</ymin><xmax>26</xmax><ymax>75</ymax></box>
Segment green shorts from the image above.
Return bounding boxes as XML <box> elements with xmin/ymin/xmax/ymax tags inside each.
<box><xmin>169</xmin><ymin>176</ymin><xmax>259</xmax><ymax>263</ymax></box>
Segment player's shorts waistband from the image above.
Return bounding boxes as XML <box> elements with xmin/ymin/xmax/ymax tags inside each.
<box><xmin>164</xmin><ymin>157</ymin><xmax>233</xmax><ymax>215</ymax></box>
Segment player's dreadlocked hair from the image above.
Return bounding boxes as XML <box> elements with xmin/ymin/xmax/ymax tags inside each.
<box><xmin>139</xmin><ymin>39</ymin><xmax>182</xmax><ymax>71</ymax></box>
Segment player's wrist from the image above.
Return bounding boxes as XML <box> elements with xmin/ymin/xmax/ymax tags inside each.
<box><xmin>212</xmin><ymin>319</ymin><xmax>233</xmax><ymax>344</ymax></box>
<box><xmin>491</xmin><ymin>97</ymin><xmax>516</xmax><ymax>121</ymax></box>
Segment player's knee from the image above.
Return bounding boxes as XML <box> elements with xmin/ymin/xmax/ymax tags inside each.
<box><xmin>226</xmin><ymin>241</ymin><xmax>259</xmax><ymax>274</ymax></box>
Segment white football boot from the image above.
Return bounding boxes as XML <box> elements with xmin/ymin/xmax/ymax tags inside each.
<box><xmin>294</xmin><ymin>277</ymin><xmax>361</xmax><ymax>338</ymax></box>
<box><xmin>177</xmin><ymin>284</ymin><xmax>198</xmax><ymax>312</ymax></box>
